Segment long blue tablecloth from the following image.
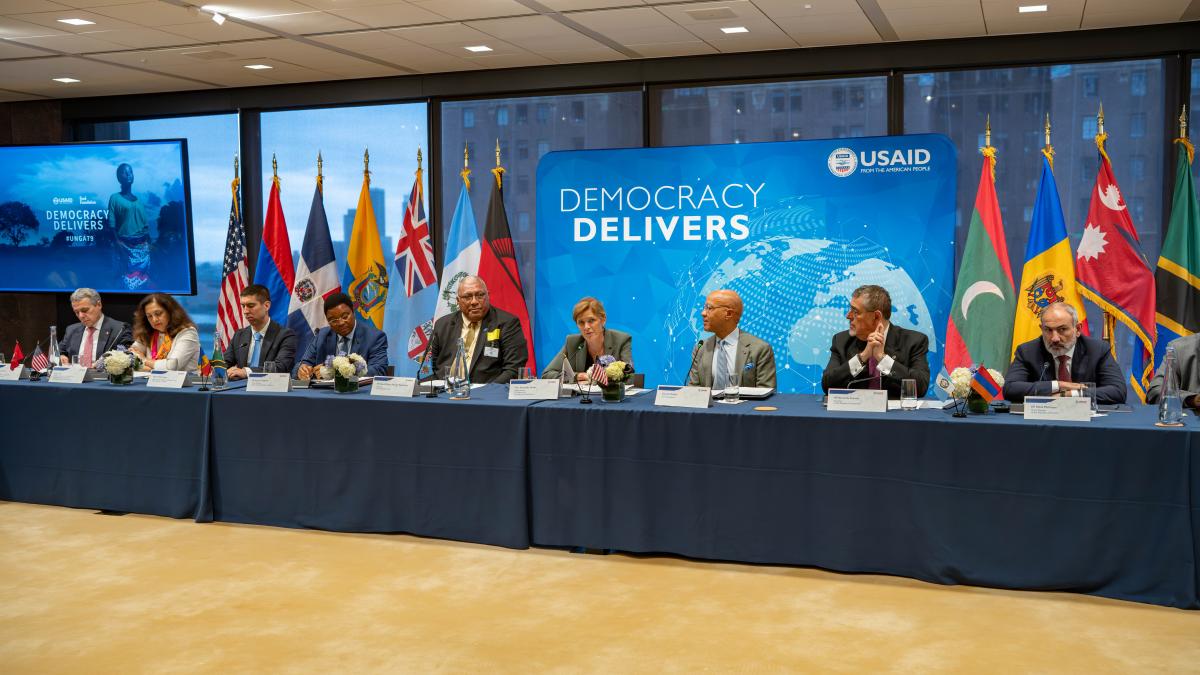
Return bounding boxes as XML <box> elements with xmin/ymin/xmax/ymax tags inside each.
<box><xmin>527</xmin><ymin>393</ymin><xmax>1200</xmax><ymax>609</ymax></box>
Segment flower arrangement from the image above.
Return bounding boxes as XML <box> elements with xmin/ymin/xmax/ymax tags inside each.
<box><xmin>592</xmin><ymin>355</ymin><xmax>634</xmax><ymax>402</ymax></box>
<box><xmin>598</xmin><ymin>354</ymin><xmax>633</xmax><ymax>383</ymax></box>
<box><xmin>319</xmin><ymin>353</ymin><xmax>368</xmax><ymax>392</ymax></box>
<box><xmin>98</xmin><ymin>347</ymin><xmax>141</xmax><ymax>385</ymax></box>
<box><xmin>947</xmin><ymin>366</ymin><xmax>1005</xmax><ymax>398</ymax></box>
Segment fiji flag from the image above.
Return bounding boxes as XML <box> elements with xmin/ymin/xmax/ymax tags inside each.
<box><xmin>383</xmin><ymin>156</ymin><xmax>438</xmax><ymax>375</ymax></box>
<box><xmin>287</xmin><ymin>174</ymin><xmax>341</xmax><ymax>360</ymax></box>
<box><xmin>253</xmin><ymin>171</ymin><xmax>295</xmax><ymax>324</ymax></box>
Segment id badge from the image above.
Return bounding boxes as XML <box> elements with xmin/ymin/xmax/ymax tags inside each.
<box><xmin>484</xmin><ymin>346</ymin><xmax>499</xmax><ymax>359</ymax></box>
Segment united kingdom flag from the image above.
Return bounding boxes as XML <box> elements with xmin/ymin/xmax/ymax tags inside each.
<box><xmin>383</xmin><ymin>154</ymin><xmax>440</xmax><ymax>375</ymax></box>
<box><xmin>396</xmin><ymin>177</ymin><xmax>437</xmax><ymax>296</ymax></box>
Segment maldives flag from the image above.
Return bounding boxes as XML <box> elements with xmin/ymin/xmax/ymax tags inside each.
<box><xmin>1076</xmin><ymin>148</ymin><xmax>1156</xmax><ymax>402</ymax></box>
<box><xmin>945</xmin><ymin>149</ymin><xmax>1015</xmax><ymax>371</ymax></box>
<box><xmin>477</xmin><ymin>170</ymin><xmax>535</xmax><ymax>370</ymax></box>
<box><xmin>253</xmin><ymin>174</ymin><xmax>295</xmax><ymax>325</ymax></box>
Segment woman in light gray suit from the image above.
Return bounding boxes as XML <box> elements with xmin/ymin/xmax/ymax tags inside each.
<box><xmin>541</xmin><ymin>297</ymin><xmax>633</xmax><ymax>382</ymax></box>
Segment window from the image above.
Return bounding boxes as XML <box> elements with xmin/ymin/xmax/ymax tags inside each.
<box><xmin>496</xmin><ymin>106</ymin><xmax>509</xmax><ymax>126</ymax></box>
<box><xmin>536</xmin><ymin>103</ymin><xmax>550</xmax><ymax>124</ymax></box>
<box><xmin>1131</xmin><ymin>70</ymin><xmax>1147</xmax><ymax>96</ymax></box>
<box><xmin>463</xmin><ymin>108</ymin><xmax>475</xmax><ymax>129</ymax></box>
<box><xmin>1082</xmin><ymin>116</ymin><xmax>1098</xmax><ymax>140</ymax></box>
<box><xmin>657</xmin><ymin>77</ymin><xmax>886</xmax><ymax>146</ymax></box>
<box><xmin>1130</xmin><ymin>113</ymin><xmax>1146</xmax><ymax>138</ymax></box>
<box><xmin>1083</xmin><ymin>75</ymin><xmax>1098</xmax><ymax>97</ymax></box>
<box><xmin>260</xmin><ymin>103</ymin><xmax>428</xmax><ymax>300</ymax></box>
<box><xmin>516</xmin><ymin>139</ymin><xmax>529</xmax><ymax>160</ymax></box>
<box><xmin>516</xmin><ymin>104</ymin><xmax>528</xmax><ymax>124</ymax></box>
<box><xmin>571</xmin><ymin>101</ymin><xmax>585</xmax><ymax>123</ymax></box>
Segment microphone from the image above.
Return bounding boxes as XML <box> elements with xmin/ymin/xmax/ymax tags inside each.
<box><xmin>416</xmin><ymin>342</ymin><xmax>437</xmax><ymax>398</ymax></box>
<box><xmin>686</xmin><ymin>339</ymin><xmax>704</xmax><ymax>385</ymax></box>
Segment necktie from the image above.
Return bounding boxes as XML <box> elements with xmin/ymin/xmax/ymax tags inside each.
<box><xmin>463</xmin><ymin>322</ymin><xmax>479</xmax><ymax>369</ymax></box>
<box><xmin>249</xmin><ymin>332</ymin><xmax>262</xmax><ymax>368</ymax></box>
<box><xmin>713</xmin><ymin>339</ymin><xmax>730</xmax><ymax>389</ymax></box>
<box><xmin>1057</xmin><ymin>355</ymin><xmax>1071</xmax><ymax>383</ymax></box>
<box><xmin>337</xmin><ymin>336</ymin><xmax>348</xmax><ymax>356</ymax></box>
<box><xmin>81</xmin><ymin>326</ymin><xmax>95</xmax><ymax>368</ymax></box>
<box><xmin>867</xmin><ymin>355</ymin><xmax>881</xmax><ymax>389</ymax></box>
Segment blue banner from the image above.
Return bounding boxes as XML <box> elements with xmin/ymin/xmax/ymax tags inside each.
<box><xmin>535</xmin><ymin>135</ymin><xmax>957</xmax><ymax>393</ymax></box>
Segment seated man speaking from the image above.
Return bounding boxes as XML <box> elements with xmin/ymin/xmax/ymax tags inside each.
<box><xmin>686</xmin><ymin>289</ymin><xmax>776</xmax><ymax>389</ymax></box>
<box><xmin>428</xmin><ymin>275</ymin><xmax>528</xmax><ymax>384</ymax></box>
<box><xmin>1002</xmin><ymin>301</ymin><xmax>1126</xmax><ymax>404</ymax></box>
<box><xmin>295</xmin><ymin>292</ymin><xmax>389</xmax><ymax>379</ymax></box>
<box><xmin>821</xmin><ymin>284</ymin><xmax>930</xmax><ymax>398</ymax></box>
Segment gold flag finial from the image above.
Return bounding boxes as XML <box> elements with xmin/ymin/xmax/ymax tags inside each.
<box><xmin>1181</xmin><ymin>104</ymin><xmax>1189</xmax><ymax>140</ymax></box>
<box><xmin>1044</xmin><ymin>113</ymin><xmax>1051</xmax><ymax>148</ymax></box>
<box><xmin>417</xmin><ymin>147</ymin><xmax>423</xmax><ymax>171</ymax></box>
<box><xmin>460</xmin><ymin>142</ymin><xmax>471</xmax><ymax>190</ymax></box>
<box><xmin>491</xmin><ymin>138</ymin><xmax>505</xmax><ymax>189</ymax></box>
<box><xmin>1042</xmin><ymin>113</ymin><xmax>1055</xmax><ymax>170</ymax></box>
<box><xmin>1097</xmin><ymin>102</ymin><xmax>1105</xmax><ymax>136</ymax></box>
<box><xmin>271</xmin><ymin>153</ymin><xmax>277</xmax><ymax>178</ymax></box>
<box><xmin>495</xmin><ymin>138</ymin><xmax>501</xmax><ymax>167</ymax></box>
<box><xmin>980</xmin><ymin>116</ymin><xmax>997</xmax><ymax>181</ymax></box>
<box><xmin>1176</xmin><ymin>105</ymin><xmax>1194</xmax><ymax>164</ymax></box>
<box><xmin>1095</xmin><ymin>103</ymin><xmax>1110</xmax><ymax>161</ymax></box>
<box><xmin>316</xmin><ymin>151</ymin><xmax>323</xmax><ymax>191</ymax></box>
<box><xmin>234</xmin><ymin>154</ymin><xmax>239</xmax><ymax>179</ymax></box>
<box><xmin>985</xmin><ymin>114</ymin><xmax>991</xmax><ymax>148</ymax></box>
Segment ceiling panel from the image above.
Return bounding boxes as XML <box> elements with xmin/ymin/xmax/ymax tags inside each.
<box><xmin>540</xmin><ymin>45</ymin><xmax>628</xmax><ymax>63</ymax></box>
<box><xmin>0</xmin><ymin>0</ymin><xmax>74</xmax><ymax>12</ymax></box>
<box><xmin>46</xmin><ymin>0</ymin><xmax>146</xmax><ymax>7</ymax></box>
<box><xmin>156</xmin><ymin>19</ymin><xmax>273</xmax><ymax>41</ymax></box>
<box><xmin>625</xmin><ymin>40</ymin><xmax>717</xmax><ymax>57</ymax></box>
<box><xmin>0</xmin><ymin>54</ymin><xmax>204</xmax><ymax>97</ymax></box>
<box><xmin>247</xmin><ymin>9</ymin><xmax>367</xmax><ymax>33</ymax></box>
<box><xmin>878</xmin><ymin>0</ymin><xmax>986</xmax><ymax>40</ymax></box>
<box><xmin>982</xmin><ymin>0</ymin><xmax>1084</xmax><ymax>34</ymax></box>
<box><xmin>539</xmin><ymin>0</ymin><xmax>643</xmax><ymax>9</ymax></box>
<box><xmin>465</xmin><ymin>15</ymin><xmax>608</xmax><ymax>54</ymax></box>
<box><xmin>409</xmin><ymin>0</ymin><xmax>537</xmax><ymax>21</ymax></box>
<box><xmin>326</xmin><ymin>1</ymin><xmax>445</xmax><ymax>27</ymax></box>
<box><xmin>9</xmin><ymin>9</ymin><xmax>138</xmax><ymax>31</ymax></box>
<box><xmin>391</xmin><ymin>21</ymin><xmax>523</xmax><ymax>54</ymax></box>
<box><xmin>569</xmin><ymin>7</ymin><xmax>698</xmax><ymax>45</ymax></box>
<box><xmin>461</xmin><ymin>51</ymin><xmax>555</xmax><ymax>69</ymax></box>
<box><xmin>6</xmin><ymin>31</ymin><xmax>128</xmax><ymax>52</ymax></box>
<box><xmin>0</xmin><ymin>88</ymin><xmax>45</xmax><ymax>101</ymax></box>
<box><xmin>0</xmin><ymin>16</ymin><xmax>70</xmax><ymax>38</ymax></box>
<box><xmin>87</xmin><ymin>1</ymin><xmax>210</xmax><ymax>26</ymax></box>
<box><xmin>654</xmin><ymin>0</ymin><xmax>797</xmax><ymax>50</ymax></box>
<box><xmin>1082</xmin><ymin>0</ymin><xmax>1189</xmax><ymax>12</ymax></box>
<box><xmin>294</xmin><ymin>0</ymin><xmax>413</xmax><ymax>8</ymax></box>
<box><xmin>193</xmin><ymin>0</ymin><xmax>319</xmax><ymax>19</ymax></box>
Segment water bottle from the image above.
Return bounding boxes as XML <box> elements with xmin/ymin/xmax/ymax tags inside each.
<box><xmin>210</xmin><ymin>330</ymin><xmax>227</xmax><ymax>390</ymax></box>
<box><xmin>1158</xmin><ymin>345</ymin><xmax>1183</xmax><ymax>425</ymax></box>
<box><xmin>447</xmin><ymin>336</ymin><xmax>471</xmax><ymax>398</ymax></box>
<box><xmin>48</xmin><ymin>325</ymin><xmax>60</xmax><ymax>367</ymax></box>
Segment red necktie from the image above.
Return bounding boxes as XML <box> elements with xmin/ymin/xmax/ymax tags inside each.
<box><xmin>1056</xmin><ymin>355</ymin><xmax>1070</xmax><ymax>383</ymax></box>
<box><xmin>81</xmin><ymin>327</ymin><xmax>95</xmax><ymax>368</ymax></box>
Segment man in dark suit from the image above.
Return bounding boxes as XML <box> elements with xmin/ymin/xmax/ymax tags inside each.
<box><xmin>1003</xmin><ymin>301</ymin><xmax>1126</xmax><ymax>404</ymax></box>
<box><xmin>686</xmin><ymin>289</ymin><xmax>776</xmax><ymax>389</ymax></box>
<box><xmin>223</xmin><ymin>284</ymin><xmax>297</xmax><ymax>380</ymax></box>
<box><xmin>428</xmin><ymin>275</ymin><xmax>528</xmax><ymax>384</ymax></box>
<box><xmin>59</xmin><ymin>287</ymin><xmax>133</xmax><ymax>367</ymax></box>
<box><xmin>1147</xmin><ymin>333</ymin><xmax>1200</xmax><ymax>407</ymax></box>
<box><xmin>295</xmin><ymin>292</ymin><xmax>389</xmax><ymax>378</ymax></box>
<box><xmin>821</xmin><ymin>284</ymin><xmax>930</xmax><ymax>398</ymax></box>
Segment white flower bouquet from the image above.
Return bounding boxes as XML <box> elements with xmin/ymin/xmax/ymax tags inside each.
<box><xmin>319</xmin><ymin>353</ymin><xmax>368</xmax><ymax>392</ymax></box>
<box><xmin>98</xmin><ymin>347</ymin><xmax>141</xmax><ymax>384</ymax></box>
<box><xmin>948</xmin><ymin>366</ymin><xmax>1005</xmax><ymax>398</ymax></box>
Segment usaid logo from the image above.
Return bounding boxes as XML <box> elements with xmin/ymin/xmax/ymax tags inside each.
<box><xmin>827</xmin><ymin>148</ymin><xmax>857</xmax><ymax>177</ymax></box>
<box><xmin>860</xmin><ymin>148</ymin><xmax>932</xmax><ymax>167</ymax></box>
<box><xmin>52</xmin><ymin>196</ymin><xmax>75</xmax><ymax>205</ymax></box>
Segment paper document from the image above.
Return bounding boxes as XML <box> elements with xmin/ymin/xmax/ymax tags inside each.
<box><xmin>887</xmin><ymin>400</ymin><xmax>932</xmax><ymax>410</ymax></box>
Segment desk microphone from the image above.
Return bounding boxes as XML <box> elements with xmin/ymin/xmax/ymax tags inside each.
<box><xmin>685</xmin><ymin>339</ymin><xmax>704</xmax><ymax>385</ymax></box>
<box><xmin>415</xmin><ymin>342</ymin><xmax>437</xmax><ymax>398</ymax></box>
<box><xmin>1036</xmin><ymin>361</ymin><xmax>1050</xmax><ymax>396</ymax></box>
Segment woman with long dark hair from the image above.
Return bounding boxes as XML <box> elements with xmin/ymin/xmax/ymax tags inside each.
<box><xmin>130</xmin><ymin>293</ymin><xmax>199</xmax><ymax>372</ymax></box>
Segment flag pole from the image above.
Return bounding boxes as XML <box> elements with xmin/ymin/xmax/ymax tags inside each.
<box><xmin>317</xmin><ymin>151</ymin><xmax>323</xmax><ymax>192</ymax></box>
<box><xmin>981</xmin><ymin>114</ymin><xmax>997</xmax><ymax>180</ymax></box>
<box><xmin>1178</xmin><ymin>105</ymin><xmax>1194</xmax><ymax>163</ymax></box>
<box><xmin>1095</xmin><ymin>103</ymin><xmax>1118</xmax><ymax>355</ymax></box>
<box><xmin>492</xmin><ymin>138</ymin><xmax>505</xmax><ymax>189</ymax></box>
<box><xmin>460</xmin><ymin>142</ymin><xmax>471</xmax><ymax>190</ymax></box>
<box><xmin>1042</xmin><ymin>113</ymin><xmax>1054</xmax><ymax>170</ymax></box>
<box><xmin>363</xmin><ymin>148</ymin><xmax>370</xmax><ymax>186</ymax></box>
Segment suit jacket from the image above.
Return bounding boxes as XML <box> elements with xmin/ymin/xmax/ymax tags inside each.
<box><xmin>686</xmin><ymin>330</ymin><xmax>777</xmax><ymax>389</ymax></box>
<box><xmin>133</xmin><ymin>326</ymin><xmax>200</xmax><ymax>372</ymax></box>
<box><xmin>1002</xmin><ymin>334</ymin><xmax>1126</xmax><ymax>404</ymax></box>
<box><xmin>429</xmin><ymin>306</ymin><xmax>528</xmax><ymax>384</ymax></box>
<box><xmin>296</xmin><ymin>320</ymin><xmax>389</xmax><ymax>376</ymax></box>
<box><xmin>540</xmin><ymin>329</ymin><xmax>633</xmax><ymax>380</ymax></box>
<box><xmin>821</xmin><ymin>324</ymin><xmax>930</xmax><ymax>398</ymax></box>
<box><xmin>1146</xmin><ymin>334</ymin><xmax>1200</xmax><ymax>404</ymax></box>
<box><xmin>223</xmin><ymin>320</ymin><xmax>297</xmax><ymax>373</ymax></box>
<box><xmin>61</xmin><ymin>316</ymin><xmax>132</xmax><ymax>360</ymax></box>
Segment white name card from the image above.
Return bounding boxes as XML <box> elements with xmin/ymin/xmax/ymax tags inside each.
<box><xmin>146</xmin><ymin>370</ymin><xmax>188</xmax><ymax>389</ymax></box>
<box><xmin>1023</xmin><ymin>396</ymin><xmax>1092</xmax><ymax>422</ymax></box>
<box><xmin>370</xmin><ymin>376</ymin><xmax>417</xmax><ymax>398</ymax></box>
<box><xmin>826</xmin><ymin>388</ymin><xmax>889</xmax><ymax>413</ymax></box>
<box><xmin>654</xmin><ymin>385</ymin><xmax>712</xmax><ymax>409</ymax></box>
<box><xmin>0</xmin><ymin>365</ymin><xmax>26</xmax><ymax>381</ymax></box>
<box><xmin>49</xmin><ymin>365</ymin><xmax>88</xmax><ymax>384</ymax></box>
<box><xmin>246</xmin><ymin>372</ymin><xmax>291</xmax><ymax>393</ymax></box>
<box><xmin>508</xmin><ymin>379</ymin><xmax>561</xmax><ymax>400</ymax></box>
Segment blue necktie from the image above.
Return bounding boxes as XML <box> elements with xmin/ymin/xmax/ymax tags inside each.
<box><xmin>249</xmin><ymin>332</ymin><xmax>262</xmax><ymax>368</ymax></box>
<box><xmin>713</xmin><ymin>339</ymin><xmax>730</xmax><ymax>389</ymax></box>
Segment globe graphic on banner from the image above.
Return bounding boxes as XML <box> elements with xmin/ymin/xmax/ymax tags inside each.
<box><xmin>662</xmin><ymin>196</ymin><xmax>939</xmax><ymax>393</ymax></box>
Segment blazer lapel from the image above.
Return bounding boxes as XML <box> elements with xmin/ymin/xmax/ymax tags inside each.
<box><xmin>1071</xmin><ymin>339</ymin><xmax>1087</xmax><ymax>382</ymax></box>
<box><xmin>735</xmin><ymin>334</ymin><xmax>751</xmax><ymax>386</ymax></box>
<box><xmin>469</xmin><ymin>310</ymin><xmax>491</xmax><ymax>376</ymax></box>
<box><xmin>700</xmin><ymin>337</ymin><xmax>715</xmax><ymax>387</ymax></box>
<box><xmin>570</xmin><ymin>336</ymin><xmax>587</xmax><ymax>373</ymax></box>
<box><xmin>262</xmin><ymin>322</ymin><xmax>280</xmax><ymax>359</ymax></box>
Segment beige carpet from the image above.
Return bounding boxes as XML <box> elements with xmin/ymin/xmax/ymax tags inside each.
<box><xmin>0</xmin><ymin>501</ymin><xmax>1197</xmax><ymax>673</ymax></box>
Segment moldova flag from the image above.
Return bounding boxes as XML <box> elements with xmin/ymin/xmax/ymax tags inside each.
<box><xmin>253</xmin><ymin>171</ymin><xmax>295</xmax><ymax>325</ymax></box>
<box><xmin>970</xmin><ymin>365</ymin><xmax>1001</xmax><ymax>402</ymax></box>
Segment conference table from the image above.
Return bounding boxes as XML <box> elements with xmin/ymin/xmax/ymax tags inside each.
<box><xmin>1</xmin><ymin>377</ymin><xmax>1197</xmax><ymax>609</ymax></box>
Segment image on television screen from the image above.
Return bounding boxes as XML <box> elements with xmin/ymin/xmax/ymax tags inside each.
<box><xmin>0</xmin><ymin>139</ymin><xmax>195</xmax><ymax>294</ymax></box>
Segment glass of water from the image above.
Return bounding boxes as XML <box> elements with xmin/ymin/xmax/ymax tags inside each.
<box><xmin>263</xmin><ymin>361</ymin><xmax>276</xmax><ymax>374</ymax></box>
<box><xmin>1081</xmin><ymin>382</ymin><xmax>1097</xmax><ymax>414</ymax></box>
<box><xmin>517</xmin><ymin>366</ymin><xmax>533</xmax><ymax>381</ymax></box>
<box><xmin>901</xmin><ymin>379</ymin><xmax>918</xmax><ymax>410</ymax></box>
<box><xmin>725</xmin><ymin>372</ymin><xmax>740</xmax><ymax>404</ymax></box>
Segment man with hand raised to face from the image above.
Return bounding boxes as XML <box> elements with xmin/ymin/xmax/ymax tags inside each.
<box><xmin>821</xmin><ymin>284</ymin><xmax>930</xmax><ymax>398</ymax></box>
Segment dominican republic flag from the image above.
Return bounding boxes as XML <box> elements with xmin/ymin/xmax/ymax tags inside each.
<box><xmin>253</xmin><ymin>173</ymin><xmax>295</xmax><ymax>325</ymax></box>
<box><xmin>383</xmin><ymin>160</ymin><xmax>438</xmax><ymax>375</ymax></box>
<box><xmin>216</xmin><ymin>174</ymin><xmax>249</xmax><ymax>353</ymax></box>
<box><xmin>287</xmin><ymin>176</ymin><xmax>340</xmax><ymax>360</ymax></box>
<box><xmin>433</xmin><ymin>179</ymin><xmax>481</xmax><ymax>321</ymax></box>
<box><xmin>970</xmin><ymin>364</ymin><xmax>1001</xmax><ymax>402</ymax></box>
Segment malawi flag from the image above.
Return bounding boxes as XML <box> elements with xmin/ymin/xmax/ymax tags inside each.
<box><xmin>253</xmin><ymin>173</ymin><xmax>295</xmax><ymax>325</ymax></box>
<box><xmin>478</xmin><ymin>168</ymin><xmax>535</xmax><ymax>370</ymax></box>
<box><xmin>945</xmin><ymin>146</ymin><xmax>1015</xmax><ymax>371</ymax></box>
<box><xmin>1154</xmin><ymin>136</ymin><xmax>1200</xmax><ymax>365</ymax></box>
<box><xmin>1011</xmin><ymin>153</ymin><xmax>1088</xmax><ymax>357</ymax></box>
<box><xmin>1076</xmin><ymin>139</ymin><xmax>1156</xmax><ymax>402</ymax></box>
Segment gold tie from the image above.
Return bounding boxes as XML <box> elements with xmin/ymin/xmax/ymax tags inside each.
<box><xmin>463</xmin><ymin>322</ymin><xmax>479</xmax><ymax>370</ymax></box>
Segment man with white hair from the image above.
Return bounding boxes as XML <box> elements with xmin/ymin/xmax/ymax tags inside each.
<box><xmin>59</xmin><ymin>287</ymin><xmax>132</xmax><ymax>366</ymax></box>
<box><xmin>1002</xmin><ymin>301</ymin><xmax>1126</xmax><ymax>404</ymax></box>
<box><xmin>427</xmin><ymin>275</ymin><xmax>528</xmax><ymax>384</ymax></box>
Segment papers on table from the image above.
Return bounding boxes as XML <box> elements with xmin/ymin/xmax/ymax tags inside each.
<box><xmin>714</xmin><ymin>386</ymin><xmax>774</xmax><ymax>400</ymax></box>
<box><xmin>560</xmin><ymin>383</ymin><xmax>648</xmax><ymax>397</ymax></box>
<box><xmin>886</xmin><ymin>400</ymin><xmax>934</xmax><ymax>410</ymax></box>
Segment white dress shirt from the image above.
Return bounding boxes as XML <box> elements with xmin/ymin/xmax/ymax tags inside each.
<box><xmin>847</xmin><ymin>322</ymin><xmax>896</xmax><ymax>377</ymax></box>
<box><xmin>710</xmin><ymin>328</ymin><xmax>739</xmax><ymax>387</ymax></box>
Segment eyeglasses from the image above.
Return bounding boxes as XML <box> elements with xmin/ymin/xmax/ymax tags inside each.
<box><xmin>327</xmin><ymin>312</ymin><xmax>355</xmax><ymax>325</ymax></box>
<box><xmin>459</xmin><ymin>292</ymin><xmax>488</xmax><ymax>301</ymax></box>
<box><xmin>702</xmin><ymin>304</ymin><xmax>730</xmax><ymax>312</ymax></box>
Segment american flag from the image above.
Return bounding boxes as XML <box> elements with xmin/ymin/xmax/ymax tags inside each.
<box><xmin>30</xmin><ymin>344</ymin><xmax>48</xmax><ymax>372</ymax></box>
<box><xmin>217</xmin><ymin>174</ymin><xmax>249</xmax><ymax>352</ymax></box>
<box><xmin>395</xmin><ymin>175</ymin><xmax>437</xmax><ymax>297</ymax></box>
<box><xmin>588</xmin><ymin>361</ymin><xmax>608</xmax><ymax>386</ymax></box>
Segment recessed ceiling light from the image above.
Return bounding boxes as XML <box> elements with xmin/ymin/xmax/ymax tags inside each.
<box><xmin>721</xmin><ymin>26</ymin><xmax>749</xmax><ymax>34</ymax></box>
<box><xmin>57</xmin><ymin>18</ymin><xmax>95</xmax><ymax>26</ymax></box>
<box><xmin>244</xmin><ymin>64</ymin><xmax>272</xmax><ymax>70</ymax></box>
<box><xmin>464</xmin><ymin>45</ymin><xmax>492</xmax><ymax>53</ymax></box>
<box><xmin>211</xmin><ymin>11</ymin><xmax>226</xmax><ymax>25</ymax></box>
<box><xmin>53</xmin><ymin>77</ymin><xmax>80</xmax><ymax>83</ymax></box>
<box><xmin>1018</xmin><ymin>4</ymin><xmax>1048</xmax><ymax>12</ymax></box>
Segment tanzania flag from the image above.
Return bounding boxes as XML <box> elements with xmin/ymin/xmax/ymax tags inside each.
<box><xmin>1154</xmin><ymin>137</ymin><xmax>1200</xmax><ymax>364</ymax></box>
<box><xmin>945</xmin><ymin>147</ymin><xmax>1015</xmax><ymax>371</ymax></box>
<box><xmin>342</xmin><ymin>162</ymin><xmax>389</xmax><ymax>330</ymax></box>
<box><xmin>1011</xmin><ymin>154</ymin><xmax>1088</xmax><ymax>357</ymax></box>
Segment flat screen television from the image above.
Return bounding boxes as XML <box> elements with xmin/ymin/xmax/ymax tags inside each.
<box><xmin>0</xmin><ymin>139</ymin><xmax>196</xmax><ymax>294</ymax></box>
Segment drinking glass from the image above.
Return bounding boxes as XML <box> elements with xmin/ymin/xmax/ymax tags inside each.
<box><xmin>901</xmin><ymin>379</ymin><xmax>918</xmax><ymax>410</ymax></box>
<box><xmin>517</xmin><ymin>366</ymin><xmax>533</xmax><ymax>381</ymax></box>
<box><xmin>263</xmin><ymin>361</ymin><xmax>277</xmax><ymax>374</ymax></box>
<box><xmin>725</xmin><ymin>373</ymin><xmax>740</xmax><ymax>404</ymax></box>
<box><xmin>70</xmin><ymin>354</ymin><xmax>80</xmax><ymax>367</ymax></box>
<box><xmin>1081</xmin><ymin>382</ymin><xmax>1097</xmax><ymax>414</ymax></box>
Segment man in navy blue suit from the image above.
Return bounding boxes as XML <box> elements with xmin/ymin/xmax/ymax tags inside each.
<box><xmin>294</xmin><ymin>292</ymin><xmax>389</xmax><ymax>378</ymax></box>
<box><xmin>1003</xmin><ymin>301</ymin><xmax>1126</xmax><ymax>404</ymax></box>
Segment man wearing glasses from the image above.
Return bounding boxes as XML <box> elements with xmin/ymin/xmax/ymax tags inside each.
<box><xmin>687</xmin><ymin>289</ymin><xmax>777</xmax><ymax>390</ymax></box>
<box><xmin>821</xmin><ymin>284</ymin><xmax>930</xmax><ymax>398</ymax></box>
<box><xmin>295</xmin><ymin>291</ymin><xmax>389</xmax><ymax>379</ymax></box>
<box><xmin>428</xmin><ymin>275</ymin><xmax>528</xmax><ymax>384</ymax></box>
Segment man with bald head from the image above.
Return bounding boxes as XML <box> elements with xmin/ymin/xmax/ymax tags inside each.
<box><xmin>1002</xmin><ymin>301</ymin><xmax>1126</xmax><ymax>404</ymax></box>
<box><xmin>821</xmin><ymin>284</ymin><xmax>930</xmax><ymax>397</ymax></box>
<box><xmin>428</xmin><ymin>275</ymin><xmax>528</xmax><ymax>384</ymax></box>
<box><xmin>687</xmin><ymin>289</ymin><xmax>776</xmax><ymax>390</ymax></box>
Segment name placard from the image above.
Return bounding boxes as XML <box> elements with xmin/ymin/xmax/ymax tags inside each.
<box><xmin>146</xmin><ymin>370</ymin><xmax>188</xmax><ymax>389</ymax></box>
<box><xmin>0</xmin><ymin>365</ymin><xmax>26</xmax><ymax>381</ymax></box>
<box><xmin>1023</xmin><ymin>396</ymin><xmax>1092</xmax><ymax>422</ymax></box>
<box><xmin>246</xmin><ymin>372</ymin><xmax>291</xmax><ymax>393</ymax></box>
<box><xmin>654</xmin><ymin>385</ymin><xmax>712</xmax><ymax>409</ymax></box>
<box><xmin>826</xmin><ymin>388</ymin><xmax>888</xmax><ymax>413</ymax></box>
<box><xmin>49</xmin><ymin>365</ymin><xmax>88</xmax><ymax>384</ymax></box>
<box><xmin>370</xmin><ymin>376</ymin><xmax>417</xmax><ymax>398</ymax></box>
<box><xmin>508</xmin><ymin>379</ymin><xmax>561</xmax><ymax>400</ymax></box>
